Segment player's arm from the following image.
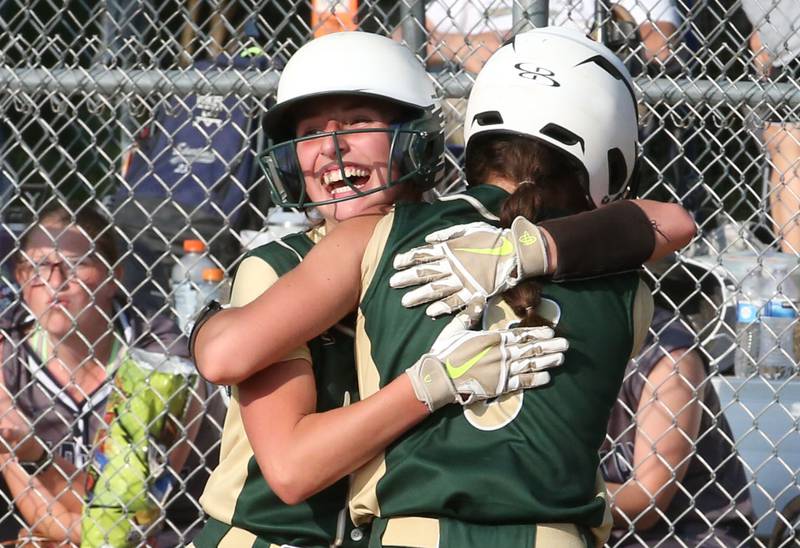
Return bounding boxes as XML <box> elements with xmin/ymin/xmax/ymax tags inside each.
<box><xmin>194</xmin><ymin>215</ymin><xmax>380</xmax><ymax>386</ymax></box>
<box><xmin>217</xmin><ymin>240</ymin><xmax>414</xmax><ymax>506</ymax></box>
<box><xmin>239</xmin><ymin>321</ymin><xmax>565</xmax><ymax>503</ymax></box>
<box><xmin>238</xmin><ymin>358</ymin><xmax>427</xmax><ymax>505</ymax></box>
<box><xmin>541</xmin><ymin>199</ymin><xmax>695</xmax><ymax>275</ymax></box>
<box><xmin>392</xmin><ymin>199</ymin><xmax>694</xmax><ymax>317</ymax></box>
<box><xmin>606</xmin><ymin>349</ymin><xmax>705</xmax><ymax>530</ymax></box>
<box><xmin>625</xmin><ymin>199</ymin><xmax>695</xmax><ymax>262</ymax></box>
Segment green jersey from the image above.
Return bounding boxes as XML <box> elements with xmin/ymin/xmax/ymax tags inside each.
<box><xmin>350</xmin><ymin>185</ymin><xmax>652</xmax><ymax>531</ymax></box>
<box><xmin>196</xmin><ymin>231</ymin><xmax>365</xmax><ymax>548</ymax></box>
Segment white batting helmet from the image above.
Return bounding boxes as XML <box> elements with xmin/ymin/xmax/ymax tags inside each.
<box><xmin>261</xmin><ymin>32</ymin><xmax>444</xmax><ymax>207</ymax></box>
<box><xmin>464</xmin><ymin>27</ymin><xmax>639</xmax><ymax>207</ymax></box>
<box><xmin>264</xmin><ymin>31</ymin><xmax>440</xmax><ymax>140</ymax></box>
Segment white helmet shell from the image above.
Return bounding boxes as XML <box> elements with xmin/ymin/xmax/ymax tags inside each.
<box><xmin>463</xmin><ymin>27</ymin><xmax>639</xmax><ymax>207</ymax></box>
<box><xmin>265</xmin><ymin>31</ymin><xmax>438</xmax><ymax>139</ymax></box>
<box><xmin>259</xmin><ymin>32</ymin><xmax>445</xmax><ymax>207</ymax></box>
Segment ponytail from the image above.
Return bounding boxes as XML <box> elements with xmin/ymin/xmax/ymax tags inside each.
<box><xmin>499</xmin><ymin>182</ymin><xmax>551</xmax><ymax>328</ymax></box>
<box><xmin>470</xmin><ymin>137</ymin><xmax>593</xmax><ymax>328</ymax></box>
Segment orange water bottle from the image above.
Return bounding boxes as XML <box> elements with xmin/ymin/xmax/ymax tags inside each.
<box><xmin>312</xmin><ymin>0</ymin><xmax>358</xmax><ymax>37</ymax></box>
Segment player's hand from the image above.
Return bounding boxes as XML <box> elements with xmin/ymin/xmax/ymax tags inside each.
<box><xmin>390</xmin><ymin>217</ymin><xmax>549</xmax><ymax>318</ymax></box>
<box><xmin>405</xmin><ymin>316</ymin><xmax>568</xmax><ymax>412</ymax></box>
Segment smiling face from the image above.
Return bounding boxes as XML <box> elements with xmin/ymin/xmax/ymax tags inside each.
<box><xmin>15</xmin><ymin>223</ymin><xmax>118</xmax><ymax>341</ymax></box>
<box><xmin>293</xmin><ymin>96</ymin><xmax>405</xmax><ymax>223</ymax></box>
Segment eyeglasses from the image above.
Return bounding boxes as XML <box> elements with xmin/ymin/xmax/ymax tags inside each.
<box><xmin>18</xmin><ymin>255</ymin><xmax>102</xmax><ymax>286</ymax></box>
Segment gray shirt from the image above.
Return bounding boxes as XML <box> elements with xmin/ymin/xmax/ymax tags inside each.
<box><xmin>742</xmin><ymin>0</ymin><xmax>800</xmax><ymax>68</ymax></box>
<box><xmin>601</xmin><ymin>308</ymin><xmax>752</xmax><ymax>546</ymax></box>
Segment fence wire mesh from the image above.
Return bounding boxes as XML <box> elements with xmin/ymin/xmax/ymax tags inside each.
<box><xmin>1</xmin><ymin>0</ymin><xmax>799</xmax><ymax>546</ymax></box>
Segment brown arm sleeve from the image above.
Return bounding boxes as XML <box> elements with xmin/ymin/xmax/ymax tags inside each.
<box><xmin>540</xmin><ymin>200</ymin><xmax>655</xmax><ymax>281</ymax></box>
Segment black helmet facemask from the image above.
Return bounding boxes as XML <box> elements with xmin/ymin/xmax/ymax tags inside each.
<box><xmin>259</xmin><ymin>113</ymin><xmax>444</xmax><ymax>209</ymax></box>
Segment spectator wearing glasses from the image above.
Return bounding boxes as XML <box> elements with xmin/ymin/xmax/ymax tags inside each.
<box><xmin>0</xmin><ymin>202</ymin><xmax>223</xmax><ymax>546</ymax></box>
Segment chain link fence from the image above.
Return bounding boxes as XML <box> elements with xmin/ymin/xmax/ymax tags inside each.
<box><xmin>0</xmin><ymin>0</ymin><xmax>798</xmax><ymax>546</ymax></box>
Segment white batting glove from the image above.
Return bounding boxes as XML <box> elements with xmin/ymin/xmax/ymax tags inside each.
<box><xmin>390</xmin><ymin>217</ymin><xmax>549</xmax><ymax>318</ymax></box>
<box><xmin>406</xmin><ymin>315</ymin><xmax>568</xmax><ymax>412</ymax></box>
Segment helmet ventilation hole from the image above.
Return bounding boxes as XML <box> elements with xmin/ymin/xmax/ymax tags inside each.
<box><xmin>540</xmin><ymin>123</ymin><xmax>585</xmax><ymax>153</ymax></box>
<box><xmin>607</xmin><ymin>148</ymin><xmax>628</xmax><ymax>196</ymax></box>
<box><xmin>474</xmin><ymin>111</ymin><xmax>504</xmax><ymax>126</ymax></box>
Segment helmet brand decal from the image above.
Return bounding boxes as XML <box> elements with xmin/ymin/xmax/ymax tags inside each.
<box><xmin>514</xmin><ymin>63</ymin><xmax>560</xmax><ymax>87</ymax></box>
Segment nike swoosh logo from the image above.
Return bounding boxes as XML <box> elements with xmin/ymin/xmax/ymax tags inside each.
<box><xmin>446</xmin><ymin>347</ymin><xmax>492</xmax><ymax>379</ymax></box>
<box><xmin>454</xmin><ymin>237</ymin><xmax>513</xmax><ymax>256</ymax></box>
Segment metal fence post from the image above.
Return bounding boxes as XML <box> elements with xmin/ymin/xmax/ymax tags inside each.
<box><xmin>514</xmin><ymin>0</ymin><xmax>548</xmax><ymax>30</ymax></box>
<box><xmin>401</xmin><ymin>0</ymin><xmax>426</xmax><ymax>57</ymax></box>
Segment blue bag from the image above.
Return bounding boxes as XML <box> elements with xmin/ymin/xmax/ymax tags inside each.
<box><xmin>113</xmin><ymin>52</ymin><xmax>272</xmax><ymax>313</ymax></box>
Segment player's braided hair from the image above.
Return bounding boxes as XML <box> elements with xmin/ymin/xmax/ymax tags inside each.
<box><xmin>472</xmin><ymin>135</ymin><xmax>593</xmax><ymax>327</ymax></box>
<box><xmin>500</xmin><ymin>181</ymin><xmax>551</xmax><ymax>328</ymax></box>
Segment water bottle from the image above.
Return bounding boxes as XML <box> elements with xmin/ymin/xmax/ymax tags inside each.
<box><xmin>759</xmin><ymin>298</ymin><xmax>797</xmax><ymax>380</ymax></box>
<box><xmin>733</xmin><ymin>298</ymin><xmax>761</xmax><ymax>378</ymax></box>
<box><xmin>197</xmin><ymin>267</ymin><xmax>228</xmax><ymax>309</ymax></box>
<box><xmin>758</xmin><ymin>266</ymin><xmax>799</xmax><ymax>379</ymax></box>
<box><xmin>733</xmin><ymin>270</ymin><xmax>768</xmax><ymax>378</ymax></box>
<box><xmin>171</xmin><ymin>239</ymin><xmax>216</xmax><ymax>333</ymax></box>
<box><xmin>734</xmin><ymin>266</ymin><xmax>800</xmax><ymax>379</ymax></box>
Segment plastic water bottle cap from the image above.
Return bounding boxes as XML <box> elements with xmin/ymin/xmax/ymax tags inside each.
<box><xmin>202</xmin><ymin>268</ymin><xmax>224</xmax><ymax>282</ymax></box>
<box><xmin>737</xmin><ymin>302</ymin><xmax>758</xmax><ymax>322</ymax></box>
<box><xmin>183</xmin><ymin>239</ymin><xmax>206</xmax><ymax>253</ymax></box>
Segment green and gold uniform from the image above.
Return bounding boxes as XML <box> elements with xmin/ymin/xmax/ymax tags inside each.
<box><xmin>194</xmin><ymin>229</ymin><xmax>367</xmax><ymax>548</ymax></box>
<box><xmin>352</xmin><ymin>185</ymin><xmax>652</xmax><ymax>547</ymax></box>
